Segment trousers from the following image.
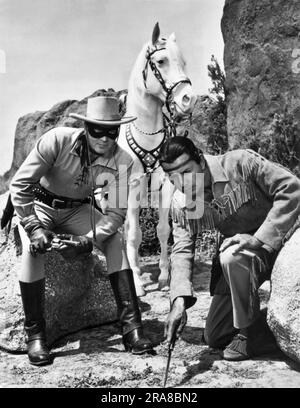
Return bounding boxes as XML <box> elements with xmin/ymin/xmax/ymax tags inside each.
<box><xmin>204</xmin><ymin>243</ymin><xmax>276</xmax><ymax>349</ymax></box>
<box><xmin>18</xmin><ymin>201</ymin><xmax>129</xmax><ymax>283</ymax></box>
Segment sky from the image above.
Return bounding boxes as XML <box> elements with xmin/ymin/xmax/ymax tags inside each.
<box><xmin>0</xmin><ymin>0</ymin><xmax>224</xmax><ymax>174</ymax></box>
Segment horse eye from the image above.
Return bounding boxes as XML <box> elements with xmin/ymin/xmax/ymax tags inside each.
<box><xmin>157</xmin><ymin>59</ymin><xmax>165</xmax><ymax>65</ymax></box>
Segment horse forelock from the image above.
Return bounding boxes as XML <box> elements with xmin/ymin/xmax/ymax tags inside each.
<box><xmin>151</xmin><ymin>37</ymin><xmax>167</xmax><ymax>50</ymax></box>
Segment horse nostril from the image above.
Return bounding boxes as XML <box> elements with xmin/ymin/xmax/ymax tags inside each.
<box><xmin>182</xmin><ymin>94</ymin><xmax>191</xmax><ymax>105</ymax></box>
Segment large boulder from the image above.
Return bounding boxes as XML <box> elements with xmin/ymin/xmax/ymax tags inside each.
<box><xmin>221</xmin><ymin>0</ymin><xmax>300</xmax><ymax>173</ymax></box>
<box><xmin>0</xmin><ymin>195</ymin><xmax>118</xmax><ymax>352</ymax></box>
<box><xmin>267</xmin><ymin>228</ymin><xmax>300</xmax><ymax>364</ymax></box>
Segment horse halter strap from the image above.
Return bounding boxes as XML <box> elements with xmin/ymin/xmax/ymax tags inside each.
<box><xmin>142</xmin><ymin>45</ymin><xmax>192</xmax><ymax>118</ymax></box>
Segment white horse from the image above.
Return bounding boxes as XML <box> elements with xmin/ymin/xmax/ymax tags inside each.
<box><xmin>118</xmin><ymin>23</ymin><xmax>196</xmax><ymax>296</ymax></box>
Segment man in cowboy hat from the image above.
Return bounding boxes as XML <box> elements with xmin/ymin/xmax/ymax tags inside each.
<box><xmin>10</xmin><ymin>95</ymin><xmax>154</xmax><ymax>366</ymax></box>
<box><xmin>159</xmin><ymin>136</ymin><xmax>300</xmax><ymax>361</ymax></box>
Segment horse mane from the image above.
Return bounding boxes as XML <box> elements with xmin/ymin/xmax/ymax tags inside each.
<box><xmin>127</xmin><ymin>42</ymin><xmax>149</xmax><ymax>97</ymax></box>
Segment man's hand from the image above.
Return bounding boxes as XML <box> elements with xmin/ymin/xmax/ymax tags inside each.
<box><xmin>164</xmin><ymin>297</ymin><xmax>187</xmax><ymax>345</ymax></box>
<box><xmin>219</xmin><ymin>233</ymin><xmax>263</xmax><ymax>254</ymax></box>
<box><xmin>52</xmin><ymin>234</ymin><xmax>93</xmax><ymax>259</ymax></box>
<box><xmin>29</xmin><ymin>228</ymin><xmax>54</xmax><ymax>256</ymax></box>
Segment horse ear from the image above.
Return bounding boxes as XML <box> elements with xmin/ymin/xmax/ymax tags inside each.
<box><xmin>152</xmin><ymin>22</ymin><xmax>160</xmax><ymax>45</ymax></box>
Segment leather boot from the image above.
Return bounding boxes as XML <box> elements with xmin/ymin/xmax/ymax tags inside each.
<box><xmin>223</xmin><ymin>315</ymin><xmax>278</xmax><ymax>361</ymax></box>
<box><xmin>109</xmin><ymin>269</ymin><xmax>154</xmax><ymax>355</ymax></box>
<box><xmin>19</xmin><ymin>279</ymin><xmax>52</xmax><ymax>366</ymax></box>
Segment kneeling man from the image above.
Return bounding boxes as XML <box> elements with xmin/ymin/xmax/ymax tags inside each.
<box><xmin>160</xmin><ymin>137</ymin><xmax>300</xmax><ymax>361</ymax></box>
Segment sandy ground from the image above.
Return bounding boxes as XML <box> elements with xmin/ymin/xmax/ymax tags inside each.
<box><xmin>0</xmin><ymin>255</ymin><xmax>300</xmax><ymax>388</ymax></box>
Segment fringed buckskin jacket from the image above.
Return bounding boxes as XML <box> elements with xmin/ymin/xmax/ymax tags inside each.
<box><xmin>169</xmin><ymin>149</ymin><xmax>300</xmax><ymax>307</ymax></box>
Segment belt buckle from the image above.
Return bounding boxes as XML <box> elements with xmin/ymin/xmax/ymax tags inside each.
<box><xmin>52</xmin><ymin>198</ymin><xmax>65</xmax><ymax>209</ymax></box>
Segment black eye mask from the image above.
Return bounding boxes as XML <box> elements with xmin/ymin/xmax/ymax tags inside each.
<box><xmin>87</xmin><ymin>124</ymin><xmax>120</xmax><ymax>140</ymax></box>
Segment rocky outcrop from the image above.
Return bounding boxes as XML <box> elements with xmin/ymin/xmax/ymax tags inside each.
<box><xmin>267</xmin><ymin>228</ymin><xmax>300</xmax><ymax>364</ymax></box>
<box><xmin>0</xmin><ymin>194</ymin><xmax>118</xmax><ymax>352</ymax></box>
<box><xmin>222</xmin><ymin>0</ymin><xmax>300</xmax><ymax>173</ymax></box>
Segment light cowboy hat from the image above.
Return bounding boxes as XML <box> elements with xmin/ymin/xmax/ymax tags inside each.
<box><xmin>69</xmin><ymin>96</ymin><xmax>136</xmax><ymax>127</ymax></box>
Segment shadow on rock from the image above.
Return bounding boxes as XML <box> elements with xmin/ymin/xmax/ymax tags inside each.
<box><xmin>51</xmin><ymin>317</ymin><xmax>165</xmax><ymax>360</ymax></box>
<box><xmin>286</xmin><ymin>359</ymin><xmax>300</xmax><ymax>373</ymax></box>
<box><xmin>50</xmin><ymin>322</ymin><xmax>123</xmax><ymax>359</ymax></box>
<box><xmin>143</xmin><ymin>318</ymin><xmax>167</xmax><ymax>347</ymax></box>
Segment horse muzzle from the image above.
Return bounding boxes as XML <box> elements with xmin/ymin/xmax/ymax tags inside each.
<box><xmin>171</xmin><ymin>90</ymin><xmax>196</xmax><ymax>117</ymax></box>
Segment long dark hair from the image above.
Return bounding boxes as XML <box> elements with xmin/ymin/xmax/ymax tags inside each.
<box><xmin>159</xmin><ymin>136</ymin><xmax>203</xmax><ymax>165</ymax></box>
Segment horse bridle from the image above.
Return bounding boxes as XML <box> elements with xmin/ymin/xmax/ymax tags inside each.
<box><xmin>126</xmin><ymin>44</ymin><xmax>192</xmax><ymax>179</ymax></box>
<box><xmin>142</xmin><ymin>45</ymin><xmax>192</xmax><ymax>130</ymax></box>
